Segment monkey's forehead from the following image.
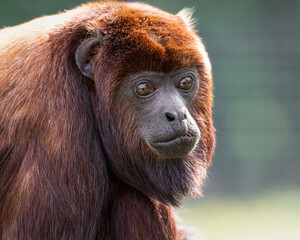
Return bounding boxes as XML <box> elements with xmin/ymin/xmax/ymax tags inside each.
<box><xmin>80</xmin><ymin>2</ymin><xmax>208</xmax><ymax>73</ymax></box>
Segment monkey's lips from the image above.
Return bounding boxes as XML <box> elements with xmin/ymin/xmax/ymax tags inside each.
<box><xmin>149</xmin><ymin>135</ymin><xmax>199</xmax><ymax>158</ymax></box>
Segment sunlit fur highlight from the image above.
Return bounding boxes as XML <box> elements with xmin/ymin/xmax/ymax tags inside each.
<box><xmin>177</xmin><ymin>8</ymin><xmax>197</xmax><ymax>30</ymax></box>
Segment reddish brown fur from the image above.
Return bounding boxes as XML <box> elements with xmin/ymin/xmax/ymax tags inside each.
<box><xmin>0</xmin><ymin>1</ymin><xmax>214</xmax><ymax>239</ymax></box>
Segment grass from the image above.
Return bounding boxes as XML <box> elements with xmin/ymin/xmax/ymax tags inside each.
<box><xmin>177</xmin><ymin>189</ymin><xmax>300</xmax><ymax>240</ymax></box>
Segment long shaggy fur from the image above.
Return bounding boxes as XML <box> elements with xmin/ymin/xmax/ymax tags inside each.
<box><xmin>0</xmin><ymin>1</ymin><xmax>214</xmax><ymax>239</ymax></box>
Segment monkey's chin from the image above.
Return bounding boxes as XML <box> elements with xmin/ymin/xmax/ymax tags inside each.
<box><xmin>148</xmin><ymin>136</ymin><xmax>199</xmax><ymax>158</ymax></box>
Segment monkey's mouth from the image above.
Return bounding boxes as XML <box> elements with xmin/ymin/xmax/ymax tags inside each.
<box><xmin>154</xmin><ymin>135</ymin><xmax>197</xmax><ymax>145</ymax></box>
<box><xmin>149</xmin><ymin>134</ymin><xmax>199</xmax><ymax>158</ymax></box>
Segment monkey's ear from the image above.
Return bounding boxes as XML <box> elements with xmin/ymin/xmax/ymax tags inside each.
<box><xmin>75</xmin><ymin>30</ymin><xmax>104</xmax><ymax>80</ymax></box>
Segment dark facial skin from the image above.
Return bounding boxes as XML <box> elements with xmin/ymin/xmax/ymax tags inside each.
<box><xmin>75</xmin><ymin>34</ymin><xmax>200</xmax><ymax>159</ymax></box>
<box><xmin>122</xmin><ymin>68</ymin><xmax>201</xmax><ymax>158</ymax></box>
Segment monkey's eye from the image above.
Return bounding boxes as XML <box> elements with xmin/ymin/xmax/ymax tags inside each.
<box><xmin>178</xmin><ymin>77</ymin><xmax>193</xmax><ymax>91</ymax></box>
<box><xmin>136</xmin><ymin>82</ymin><xmax>155</xmax><ymax>97</ymax></box>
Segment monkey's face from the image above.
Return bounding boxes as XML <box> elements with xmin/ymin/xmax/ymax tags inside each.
<box><xmin>122</xmin><ymin>68</ymin><xmax>200</xmax><ymax>159</ymax></box>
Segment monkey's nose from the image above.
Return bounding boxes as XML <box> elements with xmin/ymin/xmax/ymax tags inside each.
<box><xmin>164</xmin><ymin>109</ymin><xmax>187</xmax><ymax>123</ymax></box>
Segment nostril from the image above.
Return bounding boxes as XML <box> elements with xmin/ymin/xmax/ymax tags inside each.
<box><xmin>183</xmin><ymin>113</ymin><xmax>187</xmax><ymax>120</ymax></box>
<box><xmin>165</xmin><ymin>112</ymin><xmax>175</xmax><ymax>122</ymax></box>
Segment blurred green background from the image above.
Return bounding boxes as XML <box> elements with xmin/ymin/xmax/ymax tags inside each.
<box><xmin>1</xmin><ymin>0</ymin><xmax>299</xmax><ymax>239</ymax></box>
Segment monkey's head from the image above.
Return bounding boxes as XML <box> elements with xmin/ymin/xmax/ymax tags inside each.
<box><xmin>75</xmin><ymin>2</ymin><xmax>215</xmax><ymax>206</ymax></box>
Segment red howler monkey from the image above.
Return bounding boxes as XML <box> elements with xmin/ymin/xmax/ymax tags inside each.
<box><xmin>0</xmin><ymin>2</ymin><xmax>214</xmax><ymax>239</ymax></box>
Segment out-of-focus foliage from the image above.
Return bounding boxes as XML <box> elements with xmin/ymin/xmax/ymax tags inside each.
<box><xmin>0</xmin><ymin>0</ymin><xmax>83</xmax><ymax>27</ymax></box>
<box><xmin>178</xmin><ymin>189</ymin><xmax>300</xmax><ymax>240</ymax></box>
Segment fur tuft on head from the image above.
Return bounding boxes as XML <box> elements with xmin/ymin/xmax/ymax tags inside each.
<box><xmin>177</xmin><ymin>8</ymin><xmax>197</xmax><ymax>30</ymax></box>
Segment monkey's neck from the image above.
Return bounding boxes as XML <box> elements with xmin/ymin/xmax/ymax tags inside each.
<box><xmin>107</xmin><ymin>178</ymin><xmax>178</xmax><ymax>240</ymax></box>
